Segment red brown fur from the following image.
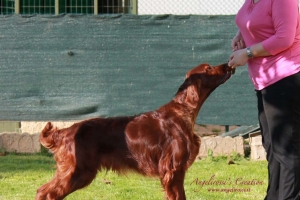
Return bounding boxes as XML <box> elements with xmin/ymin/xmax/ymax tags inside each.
<box><xmin>36</xmin><ymin>63</ymin><xmax>232</xmax><ymax>200</ymax></box>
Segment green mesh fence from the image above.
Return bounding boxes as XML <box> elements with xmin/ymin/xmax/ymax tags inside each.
<box><xmin>21</xmin><ymin>0</ymin><xmax>55</xmax><ymax>14</ymax></box>
<box><xmin>0</xmin><ymin>14</ymin><xmax>257</xmax><ymax>125</ymax></box>
<box><xmin>59</xmin><ymin>0</ymin><xmax>94</xmax><ymax>14</ymax></box>
<box><xmin>0</xmin><ymin>0</ymin><xmax>15</xmax><ymax>14</ymax></box>
<box><xmin>0</xmin><ymin>0</ymin><xmax>136</xmax><ymax>15</ymax></box>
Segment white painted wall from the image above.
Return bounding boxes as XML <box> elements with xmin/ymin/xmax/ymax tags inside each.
<box><xmin>138</xmin><ymin>0</ymin><xmax>300</xmax><ymax>15</ymax></box>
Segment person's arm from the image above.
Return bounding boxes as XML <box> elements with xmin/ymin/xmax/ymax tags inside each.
<box><xmin>231</xmin><ymin>30</ymin><xmax>245</xmax><ymax>52</ymax></box>
<box><xmin>228</xmin><ymin>0</ymin><xmax>299</xmax><ymax>68</ymax></box>
<box><xmin>228</xmin><ymin>43</ymin><xmax>271</xmax><ymax>68</ymax></box>
<box><xmin>249</xmin><ymin>43</ymin><xmax>271</xmax><ymax>57</ymax></box>
<box><xmin>262</xmin><ymin>0</ymin><xmax>298</xmax><ymax>55</ymax></box>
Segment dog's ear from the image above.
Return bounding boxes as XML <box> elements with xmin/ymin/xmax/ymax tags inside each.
<box><xmin>174</xmin><ymin>78</ymin><xmax>190</xmax><ymax>105</ymax></box>
<box><xmin>185</xmin><ymin>80</ymin><xmax>200</xmax><ymax>109</ymax></box>
<box><xmin>174</xmin><ymin>78</ymin><xmax>200</xmax><ymax>109</ymax></box>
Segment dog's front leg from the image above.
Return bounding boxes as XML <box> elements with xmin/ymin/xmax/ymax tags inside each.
<box><xmin>160</xmin><ymin>169</ymin><xmax>187</xmax><ymax>200</ymax></box>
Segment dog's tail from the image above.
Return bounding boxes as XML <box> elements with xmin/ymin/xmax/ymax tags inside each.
<box><xmin>40</xmin><ymin>122</ymin><xmax>61</xmax><ymax>152</ymax></box>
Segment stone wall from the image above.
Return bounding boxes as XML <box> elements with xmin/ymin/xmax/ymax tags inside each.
<box><xmin>249</xmin><ymin>131</ymin><xmax>266</xmax><ymax>161</ymax></box>
<box><xmin>198</xmin><ymin>136</ymin><xmax>244</xmax><ymax>158</ymax></box>
<box><xmin>20</xmin><ymin>121</ymin><xmax>79</xmax><ymax>134</ymax></box>
<box><xmin>0</xmin><ymin>121</ymin><xmax>78</xmax><ymax>153</ymax></box>
<box><xmin>0</xmin><ymin>132</ymin><xmax>40</xmax><ymax>153</ymax></box>
<box><xmin>0</xmin><ymin>121</ymin><xmax>249</xmax><ymax>159</ymax></box>
<box><xmin>0</xmin><ymin>132</ymin><xmax>246</xmax><ymax>157</ymax></box>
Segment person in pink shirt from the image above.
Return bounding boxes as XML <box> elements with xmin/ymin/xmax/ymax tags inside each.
<box><xmin>228</xmin><ymin>0</ymin><xmax>300</xmax><ymax>199</ymax></box>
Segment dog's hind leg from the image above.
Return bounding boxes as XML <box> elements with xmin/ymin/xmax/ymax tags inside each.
<box><xmin>36</xmin><ymin>172</ymin><xmax>70</xmax><ymax>200</ymax></box>
<box><xmin>161</xmin><ymin>169</ymin><xmax>186</xmax><ymax>200</ymax></box>
<box><xmin>36</xmin><ymin>181</ymin><xmax>53</xmax><ymax>200</ymax></box>
<box><xmin>36</xmin><ymin>167</ymin><xmax>97</xmax><ymax>200</ymax></box>
<box><xmin>66</xmin><ymin>168</ymin><xmax>98</xmax><ymax>194</ymax></box>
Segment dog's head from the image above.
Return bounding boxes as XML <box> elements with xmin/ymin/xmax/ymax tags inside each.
<box><xmin>185</xmin><ymin>63</ymin><xmax>232</xmax><ymax>87</ymax></box>
<box><xmin>174</xmin><ymin>63</ymin><xmax>233</xmax><ymax>109</ymax></box>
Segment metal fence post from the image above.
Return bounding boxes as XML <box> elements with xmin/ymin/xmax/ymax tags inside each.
<box><xmin>94</xmin><ymin>0</ymin><xmax>98</xmax><ymax>15</ymax></box>
<box><xmin>132</xmin><ymin>0</ymin><xmax>138</xmax><ymax>14</ymax></box>
<box><xmin>15</xmin><ymin>0</ymin><xmax>20</xmax><ymax>14</ymax></box>
<box><xmin>55</xmin><ymin>0</ymin><xmax>59</xmax><ymax>15</ymax></box>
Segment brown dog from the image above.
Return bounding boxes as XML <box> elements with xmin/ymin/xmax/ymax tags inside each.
<box><xmin>36</xmin><ymin>63</ymin><xmax>232</xmax><ymax>200</ymax></box>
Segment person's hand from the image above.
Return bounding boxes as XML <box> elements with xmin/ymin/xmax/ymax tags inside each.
<box><xmin>231</xmin><ymin>35</ymin><xmax>246</xmax><ymax>52</ymax></box>
<box><xmin>228</xmin><ymin>48</ymin><xmax>248</xmax><ymax>68</ymax></box>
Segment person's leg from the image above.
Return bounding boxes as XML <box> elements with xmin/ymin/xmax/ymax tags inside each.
<box><xmin>256</xmin><ymin>90</ymin><xmax>280</xmax><ymax>200</ymax></box>
<box><xmin>261</xmin><ymin>72</ymin><xmax>300</xmax><ymax>200</ymax></box>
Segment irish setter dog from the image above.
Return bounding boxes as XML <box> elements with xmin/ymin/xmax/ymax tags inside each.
<box><xmin>36</xmin><ymin>63</ymin><xmax>233</xmax><ymax>200</ymax></box>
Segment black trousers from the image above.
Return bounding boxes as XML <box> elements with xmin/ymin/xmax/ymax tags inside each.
<box><xmin>256</xmin><ymin>72</ymin><xmax>300</xmax><ymax>200</ymax></box>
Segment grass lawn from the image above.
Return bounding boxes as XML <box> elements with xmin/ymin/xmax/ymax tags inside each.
<box><xmin>0</xmin><ymin>153</ymin><xmax>268</xmax><ymax>200</ymax></box>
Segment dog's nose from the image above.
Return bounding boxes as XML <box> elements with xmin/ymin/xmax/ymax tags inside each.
<box><xmin>224</xmin><ymin>62</ymin><xmax>235</xmax><ymax>75</ymax></box>
<box><xmin>222</xmin><ymin>63</ymin><xmax>231</xmax><ymax>71</ymax></box>
<box><xmin>231</xmin><ymin>67</ymin><xmax>236</xmax><ymax>74</ymax></box>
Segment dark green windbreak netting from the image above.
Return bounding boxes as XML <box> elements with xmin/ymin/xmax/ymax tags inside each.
<box><xmin>0</xmin><ymin>14</ymin><xmax>257</xmax><ymax>125</ymax></box>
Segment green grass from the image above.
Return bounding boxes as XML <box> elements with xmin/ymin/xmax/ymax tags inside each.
<box><xmin>0</xmin><ymin>153</ymin><xmax>268</xmax><ymax>200</ymax></box>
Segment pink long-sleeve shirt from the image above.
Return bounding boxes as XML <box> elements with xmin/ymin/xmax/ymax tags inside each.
<box><xmin>236</xmin><ymin>0</ymin><xmax>300</xmax><ymax>90</ymax></box>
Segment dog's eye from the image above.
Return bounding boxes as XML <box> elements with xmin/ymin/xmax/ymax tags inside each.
<box><xmin>206</xmin><ymin>66</ymin><xmax>212</xmax><ymax>71</ymax></box>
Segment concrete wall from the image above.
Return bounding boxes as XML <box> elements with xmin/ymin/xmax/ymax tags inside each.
<box><xmin>138</xmin><ymin>0</ymin><xmax>244</xmax><ymax>15</ymax></box>
<box><xmin>20</xmin><ymin>121</ymin><xmax>78</xmax><ymax>134</ymax></box>
<box><xmin>138</xmin><ymin>0</ymin><xmax>300</xmax><ymax>15</ymax></box>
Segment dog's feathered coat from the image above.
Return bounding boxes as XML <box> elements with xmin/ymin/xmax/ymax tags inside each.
<box><xmin>36</xmin><ymin>63</ymin><xmax>232</xmax><ymax>200</ymax></box>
